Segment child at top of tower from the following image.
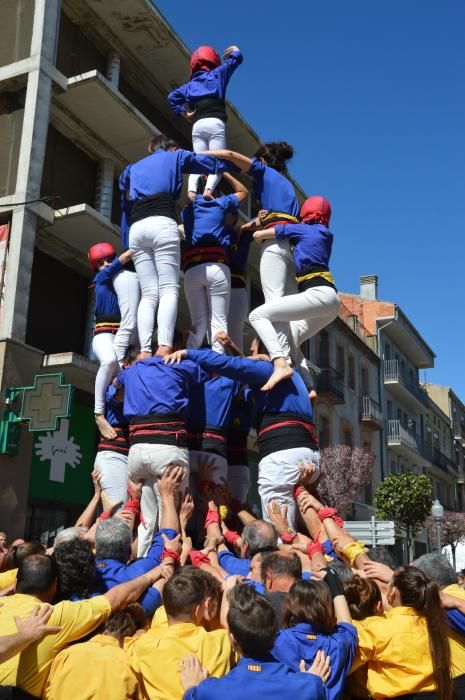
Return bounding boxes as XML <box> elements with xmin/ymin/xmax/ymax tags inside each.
<box><xmin>168</xmin><ymin>45</ymin><xmax>243</xmax><ymax>200</ymax></box>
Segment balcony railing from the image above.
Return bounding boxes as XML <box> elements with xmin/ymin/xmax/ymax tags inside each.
<box><xmin>387</xmin><ymin>419</ymin><xmax>432</xmax><ymax>461</ymax></box>
<box><xmin>432</xmin><ymin>447</ymin><xmax>457</xmax><ymax>473</ymax></box>
<box><xmin>360</xmin><ymin>397</ymin><xmax>383</xmax><ymax>429</ymax></box>
<box><xmin>316</xmin><ymin>367</ymin><xmax>345</xmax><ymax>404</ymax></box>
<box><xmin>453</xmin><ymin>419</ymin><xmax>465</xmax><ymax>442</ymax></box>
<box><xmin>383</xmin><ymin>359</ymin><xmax>429</xmax><ymax>407</ymax></box>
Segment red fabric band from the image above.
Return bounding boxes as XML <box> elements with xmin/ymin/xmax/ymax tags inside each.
<box><xmin>205</xmin><ymin>509</ymin><xmax>220</xmax><ymax>529</ymax></box>
<box><xmin>224</xmin><ymin>530</ymin><xmax>240</xmax><ymax>547</ymax></box>
<box><xmin>281</xmin><ymin>530</ymin><xmax>297</xmax><ymax>544</ymax></box>
<box><xmin>190</xmin><ymin>550</ymin><xmax>211</xmax><ymax>568</ymax></box>
<box><xmin>162</xmin><ymin>548</ymin><xmax>180</xmax><ymax>565</ymax></box>
<box><xmin>318</xmin><ymin>507</ymin><xmax>344</xmax><ymax>528</ymax></box>
<box><xmin>307</xmin><ymin>541</ymin><xmax>325</xmax><ymax>557</ymax></box>
<box><xmin>294</xmin><ymin>486</ymin><xmax>306</xmax><ymax>499</ymax></box>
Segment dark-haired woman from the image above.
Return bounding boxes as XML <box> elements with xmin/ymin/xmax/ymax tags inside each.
<box><xmin>204</xmin><ymin>144</ymin><xmax>300</xmax><ymax>384</ymax></box>
<box><xmin>273</xmin><ymin>572</ymin><xmax>357</xmax><ymax>700</ymax></box>
<box><xmin>119</xmin><ymin>135</ymin><xmax>228</xmax><ymax>359</ymax></box>
<box><xmin>351</xmin><ymin>566</ymin><xmax>457</xmax><ymax>700</ymax></box>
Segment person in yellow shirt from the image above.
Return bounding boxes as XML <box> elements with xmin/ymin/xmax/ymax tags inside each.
<box><xmin>45</xmin><ymin>604</ymin><xmax>144</xmax><ymax>700</ymax></box>
<box><xmin>128</xmin><ymin>567</ymin><xmax>235</xmax><ymax>700</ymax></box>
<box><xmin>352</xmin><ymin>566</ymin><xmax>454</xmax><ymax>700</ymax></box>
<box><xmin>0</xmin><ymin>553</ymin><xmax>170</xmax><ymax>697</ymax></box>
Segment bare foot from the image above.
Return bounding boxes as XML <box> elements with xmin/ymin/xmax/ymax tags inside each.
<box><xmin>203</xmin><ymin>189</ymin><xmax>214</xmax><ymax>200</ymax></box>
<box><xmin>261</xmin><ymin>361</ymin><xmax>293</xmax><ymax>392</ymax></box>
<box><xmin>187</xmin><ymin>191</ymin><xmax>196</xmax><ymax>204</ymax></box>
<box><xmin>155</xmin><ymin>345</ymin><xmax>173</xmax><ymax>358</ymax></box>
<box><xmin>95</xmin><ymin>414</ymin><xmax>117</xmax><ymax>440</ymax></box>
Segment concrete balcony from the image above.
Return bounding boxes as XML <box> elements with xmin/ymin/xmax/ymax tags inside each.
<box><xmin>387</xmin><ymin>419</ymin><xmax>432</xmax><ymax>466</ymax></box>
<box><xmin>360</xmin><ymin>397</ymin><xmax>383</xmax><ymax>430</ymax></box>
<box><xmin>316</xmin><ymin>367</ymin><xmax>345</xmax><ymax>405</ymax></box>
<box><xmin>453</xmin><ymin>419</ymin><xmax>465</xmax><ymax>448</ymax></box>
<box><xmin>383</xmin><ymin>359</ymin><xmax>429</xmax><ymax>412</ymax></box>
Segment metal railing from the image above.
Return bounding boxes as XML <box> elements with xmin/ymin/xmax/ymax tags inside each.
<box><xmin>316</xmin><ymin>367</ymin><xmax>345</xmax><ymax>400</ymax></box>
<box><xmin>386</xmin><ymin>419</ymin><xmax>432</xmax><ymax>461</ymax></box>
<box><xmin>432</xmin><ymin>447</ymin><xmax>457</xmax><ymax>473</ymax></box>
<box><xmin>360</xmin><ymin>396</ymin><xmax>383</xmax><ymax>425</ymax></box>
<box><xmin>383</xmin><ymin>359</ymin><xmax>429</xmax><ymax>407</ymax></box>
<box><xmin>453</xmin><ymin>419</ymin><xmax>465</xmax><ymax>441</ymax></box>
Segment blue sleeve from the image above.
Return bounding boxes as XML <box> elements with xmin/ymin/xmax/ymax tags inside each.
<box><xmin>178</xmin><ymin>150</ymin><xmax>225</xmax><ymax>175</ymax></box>
<box><xmin>115</xmin><ymin>368</ymin><xmax>126</xmax><ymax>388</ymax></box>
<box><xmin>186</xmin><ymin>349</ymin><xmax>273</xmax><ymax>386</ymax></box>
<box><xmin>274</xmin><ymin>224</ymin><xmax>292</xmax><ymax>240</ymax></box>
<box><xmin>447</xmin><ymin>610</ymin><xmax>465</xmax><ymax>635</ymax></box>
<box><xmin>272</xmin><ymin>630</ymin><xmax>299</xmax><ymax>670</ymax></box>
<box><xmin>214</xmin><ymin>51</ymin><xmax>243</xmax><ymax>92</ymax></box>
<box><xmin>322</xmin><ymin>539</ymin><xmax>337</xmax><ymax>558</ymax></box>
<box><xmin>183</xmin><ymin>678</ymin><xmax>221</xmax><ymax>700</ymax></box>
<box><xmin>247</xmin><ymin>157</ymin><xmax>266</xmax><ymax>180</ymax></box>
<box><xmin>119</xmin><ymin>165</ymin><xmax>131</xmax><ymax>192</ymax></box>
<box><xmin>105</xmin><ymin>384</ymin><xmax>118</xmax><ymax>402</ymax></box>
<box><xmin>336</xmin><ymin>622</ymin><xmax>358</xmax><ymax>670</ymax></box>
<box><xmin>94</xmin><ymin>258</ymin><xmax>123</xmax><ymax>285</ymax></box>
<box><xmin>218</xmin><ymin>550</ymin><xmax>250</xmax><ymax>576</ymax></box>
<box><xmin>138</xmin><ymin>586</ymin><xmax>162</xmax><ymax>617</ymax></box>
<box><xmin>120</xmin><ymin>198</ymin><xmax>131</xmax><ymax>250</ymax></box>
<box><xmin>168</xmin><ymin>84</ymin><xmax>188</xmax><ymax>115</ymax></box>
<box><xmin>302</xmin><ymin>571</ymin><xmax>312</xmax><ymax>580</ymax></box>
<box><xmin>218</xmin><ymin>194</ymin><xmax>241</xmax><ymax>213</ymax></box>
<box><xmin>124</xmin><ymin>528</ymin><xmax>177</xmax><ymax>578</ymax></box>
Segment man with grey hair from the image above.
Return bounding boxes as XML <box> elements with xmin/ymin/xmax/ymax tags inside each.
<box><xmin>54</xmin><ymin>527</ymin><xmax>87</xmax><ymax>547</ymax></box>
<box><xmin>217</xmin><ymin>520</ymin><xmax>278</xmax><ymax>576</ymax></box>
<box><xmin>93</xmin><ymin>465</ymin><xmax>184</xmax><ymax>616</ymax></box>
<box><xmin>413</xmin><ymin>553</ymin><xmax>465</xmax><ymax>636</ymax></box>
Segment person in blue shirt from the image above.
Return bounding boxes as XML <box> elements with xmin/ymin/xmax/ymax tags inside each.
<box><xmin>93</xmin><ymin>383</ymin><xmax>129</xmax><ymax>508</ymax></box>
<box><xmin>273</xmin><ymin>573</ymin><xmax>357</xmax><ymax>700</ymax></box>
<box><xmin>180</xmin><ymin>583</ymin><xmax>330</xmax><ymax>700</ymax></box>
<box><xmin>226</xmin><ymin>215</ymin><xmax>253</xmax><ymax>352</ymax></box>
<box><xmin>204</xmin><ymin>143</ymin><xmax>301</xmax><ymax>384</ymax></box>
<box><xmin>118</xmin><ymin>134</ymin><xmax>230</xmax><ymax>361</ymax></box>
<box><xmin>165</xmin><ymin>347</ymin><xmax>320</xmax><ymax>528</ymax></box>
<box><xmin>89</xmin><ymin>243</ymin><xmax>133</xmax><ymax>439</ymax></box>
<box><xmin>182</xmin><ymin>173</ymin><xmax>248</xmax><ymax>354</ymax></box>
<box><xmin>250</xmin><ymin>196</ymin><xmax>340</xmax><ymax>392</ymax></box>
<box><xmin>168</xmin><ymin>45</ymin><xmax>243</xmax><ymax>198</ymax></box>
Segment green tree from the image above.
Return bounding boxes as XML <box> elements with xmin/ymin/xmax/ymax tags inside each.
<box><xmin>375</xmin><ymin>472</ymin><xmax>432</xmax><ymax>562</ymax></box>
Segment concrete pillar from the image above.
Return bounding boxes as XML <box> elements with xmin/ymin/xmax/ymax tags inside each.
<box><xmin>106</xmin><ymin>51</ymin><xmax>120</xmax><ymax>88</ymax></box>
<box><xmin>95</xmin><ymin>159</ymin><xmax>114</xmax><ymax>219</ymax></box>
<box><xmin>0</xmin><ymin>0</ymin><xmax>61</xmax><ymax>342</ymax></box>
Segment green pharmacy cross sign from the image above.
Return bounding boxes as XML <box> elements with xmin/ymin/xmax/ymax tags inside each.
<box><xmin>0</xmin><ymin>373</ymin><xmax>74</xmax><ymax>455</ymax></box>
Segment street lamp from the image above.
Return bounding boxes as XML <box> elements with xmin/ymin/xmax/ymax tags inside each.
<box><xmin>431</xmin><ymin>499</ymin><xmax>444</xmax><ymax>554</ymax></box>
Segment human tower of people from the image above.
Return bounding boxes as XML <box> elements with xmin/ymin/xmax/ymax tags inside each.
<box><xmin>0</xmin><ymin>44</ymin><xmax>465</xmax><ymax>700</ymax></box>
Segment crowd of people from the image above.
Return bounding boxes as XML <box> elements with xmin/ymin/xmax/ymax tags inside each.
<box><xmin>1</xmin><ymin>42</ymin><xmax>465</xmax><ymax>700</ymax></box>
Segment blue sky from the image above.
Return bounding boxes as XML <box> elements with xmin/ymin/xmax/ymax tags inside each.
<box><xmin>156</xmin><ymin>0</ymin><xmax>465</xmax><ymax>399</ymax></box>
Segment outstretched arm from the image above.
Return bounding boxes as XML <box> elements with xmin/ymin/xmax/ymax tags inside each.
<box><xmin>253</xmin><ymin>228</ymin><xmax>277</xmax><ymax>242</ymax></box>
<box><xmin>186</xmin><ymin>349</ymin><xmax>272</xmax><ymax>385</ymax></box>
<box><xmin>202</xmin><ymin>149</ymin><xmax>253</xmax><ymax>173</ymax></box>
<box><xmin>221</xmin><ymin>172</ymin><xmax>248</xmax><ymax>203</ymax></box>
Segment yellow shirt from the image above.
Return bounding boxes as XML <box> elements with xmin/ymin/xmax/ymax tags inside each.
<box><xmin>443</xmin><ymin>583</ymin><xmax>465</xmax><ymax>677</ymax></box>
<box><xmin>127</xmin><ymin>622</ymin><xmax>234</xmax><ymax>700</ymax></box>
<box><xmin>151</xmin><ymin>605</ymin><xmax>168</xmax><ymax>628</ymax></box>
<box><xmin>45</xmin><ymin>633</ymin><xmax>140</xmax><ymax>700</ymax></box>
<box><xmin>0</xmin><ymin>568</ymin><xmax>17</xmax><ymax>589</ymax></box>
<box><xmin>0</xmin><ymin>593</ymin><xmax>111</xmax><ymax>697</ymax></box>
<box><xmin>353</xmin><ymin>607</ymin><xmax>436</xmax><ymax>699</ymax></box>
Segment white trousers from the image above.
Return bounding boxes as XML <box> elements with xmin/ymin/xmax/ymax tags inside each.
<box><xmin>189</xmin><ymin>450</ymin><xmax>229</xmax><ymax>484</ymax></box>
<box><xmin>228</xmin><ymin>464</ymin><xmax>251</xmax><ymax>504</ymax></box>
<box><xmin>259</xmin><ymin>239</ymin><xmax>296</xmax><ymax>359</ymax></box>
<box><xmin>188</xmin><ymin>117</ymin><xmax>227</xmax><ymax>194</ymax></box>
<box><xmin>94</xmin><ymin>450</ymin><xmax>128</xmax><ymax>508</ymax></box>
<box><xmin>249</xmin><ymin>286</ymin><xmax>340</xmax><ymax>360</ymax></box>
<box><xmin>92</xmin><ymin>332</ymin><xmax>118</xmax><ymax>414</ymax></box>
<box><xmin>184</xmin><ymin>262</ymin><xmax>230</xmax><ymax>354</ymax></box>
<box><xmin>113</xmin><ymin>269</ymin><xmax>140</xmax><ymax>365</ymax></box>
<box><xmin>129</xmin><ymin>216</ymin><xmax>180</xmax><ymax>351</ymax></box>
<box><xmin>128</xmin><ymin>443</ymin><xmax>189</xmax><ymax>557</ymax></box>
<box><xmin>227</xmin><ymin>287</ymin><xmax>248</xmax><ymax>352</ymax></box>
<box><xmin>259</xmin><ymin>446</ymin><xmax>320</xmax><ymax>528</ymax></box>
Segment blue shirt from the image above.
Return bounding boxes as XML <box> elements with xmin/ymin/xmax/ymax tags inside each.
<box><xmin>248</xmin><ymin>158</ymin><xmax>298</xmax><ymax>216</ymax></box>
<box><xmin>447</xmin><ymin>609</ymin><xmax>465</xmax><ymax>635</ymax></box>
<box><xmin>94</xmin><ymin>527</ymin><xmax>176</xmax><ymax>617</ymax></box>
<box><xmin>186</xmin><ymin>367</ymin><xmax>241</xmax><ymax>431</ymax></box>
<box><xmin>105</xmin><ymin>384</ymin><xmax>126</xmax><ymax>428</ymax></box>
<box><xmin>168</xmin><ymin>51</ymin><xmax>243</xmax><ymax>115</ymax></box>
<box><xmin>183</xmin><ymin>654</ymin><xmax>325</xmax><ymax>700</ymax></box>
<box><xmin>185</xmin><ymin>350</ymin><xmax>313</xmax><ymax>424</ymax></box>
<box><xmin>218</xmin><ymin>550</ymin><xmax>250</xmax><ymax>577</ymax></box>
<box><xmin>182</xmin><ymin>194</ymin><xmax>241</xmax><ymax>249</ymax></box>
<box><xmin>93</xmin><ymin>258</ymin><xmax>122</xmax><ymax>319</ymax></box>
<box><xmin>273</xmin><ymin>622</ymin><xmax>357</xmax><ymax>700</ymax></box>
<box><xmin>228</xmin><ymin>227</ymin><xmax>253</xmax><ymax>275</ymax></box>
<box><xmin>229</xmin><ymin>387</ymin><xmax>254</xmax><ymax>434</ymax></box>
<box><xmin>275</xmin><ymin>222</ymin><xmax>334</xmax><ymax>276</ymax></box>
<box><xmin>117</xmin><ymin>356</ymin><xmax>202</xmax><ymax>419</ymax></box>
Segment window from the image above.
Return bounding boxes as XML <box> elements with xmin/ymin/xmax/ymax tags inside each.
<box><xmin>361</xmin><ymin>366</ymin><xmax>369</xmax><ymax>396</ymax></box>
<box><xmin>385</xmin><ymin>343</ymin><xmax>391</xmax><ymax>360</ymax></box>
<box><xmin>387</xmin><ymin>400</ymin><xmax>393</xmax><ymax>420</ymax></box>
<box><xmin>348</xmin><ymin>355</ymin><xmax>355</xmax><ymax>390</ymax></box>
<box><xmin>318</xmin><ymin>331</ymin><xmax>330</xmax><ymax>368</ymax></box>
<box><xmin>336</xmin><ymin>344</ymin><xmax>345</xmax><ymax>380</ymax></box>
<box><xmin>319</xmin><ymin>416</ymin><xmax>331</xmax><ymax>449</ymax></box>
<box><xmin>342</xmin><ymin>424</ymin><xmax>353</xmax><ymax>446</ymax></box>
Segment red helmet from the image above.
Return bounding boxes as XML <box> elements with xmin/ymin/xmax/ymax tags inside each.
<box><xmin>88</xmin><ymin>242</ymin><xmax>116</xmax><ymax>269</ymax></box>
<box><xmin>190</xmin><ymin>46</ymin><xmax>221</xmax><ymax>77</ymax></box>
<box><xmin>300</xmin><ymin>196</ymin><xmax>332</xmax><ymax>226</ymax></box>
